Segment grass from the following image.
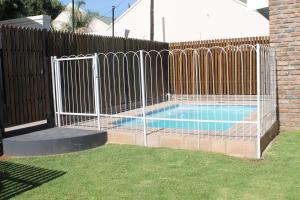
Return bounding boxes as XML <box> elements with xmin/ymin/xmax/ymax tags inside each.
<box><xmin>1</xmin><ymin>132</ymin><xmax>300</xmax><ymax>200</ymax></box>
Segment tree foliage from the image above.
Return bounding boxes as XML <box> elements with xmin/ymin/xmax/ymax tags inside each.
<box><xmin>0</xmin><ymin>0</ymin><xmax>26</xmax><ymax>20</ymax></box>
<box><xmin>0</xmin><ymin>0</ymin><xmax>64</xmax><ymax>21</ymax></box>
<box><xmin>59</xmin><ymin>0</ymin><xmax>94</xmax><ymax>33</ymax></box>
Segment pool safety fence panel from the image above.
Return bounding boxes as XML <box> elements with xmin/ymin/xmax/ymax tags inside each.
<box><xmin>51</xmin><ymin>45</ymin><xmax>277</xmax><ymax>159</ymax></box>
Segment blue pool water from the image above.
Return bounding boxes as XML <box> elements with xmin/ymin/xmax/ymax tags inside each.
<box><xmin>115</xmin><ymin>105</ymin><xmax>256</xmax><ymax>131</ymax></box>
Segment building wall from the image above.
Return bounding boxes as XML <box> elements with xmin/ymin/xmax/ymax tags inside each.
<box><xmin>269</xmin><ymin>0</ymin><xmax>300</xmax><ymax>130</ymax></box>
<box><xmin>0</xmin><ymin>15</ymin><xmax>51</xmax><ymax>30</ymax></box>
<box><xmin>88</xmin><ymin>18</ymin><xmax>109</xmax><ymax>34</ymax></box>
<box><xmin>247</xmin><ymin>0</ymin><xmax>268</xmax><ymax>9</ymax></box>
<box><xmin>107</xmin><ymin>0</ymin><xmax>269</xmax><ymax>42</ymax></box>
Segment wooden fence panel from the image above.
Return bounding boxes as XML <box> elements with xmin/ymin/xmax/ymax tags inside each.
<box><xmin>0</xmin><ymin>34</ymin><xmax>4</xmax><ymax>154</ymax></box>
<box><xmin>0</xmin><ymin>26</ymin><xmax>169</xmax><ymax>128</ymax></box>
<box><xmin>0</xmin><ymin>27</ymin><xmax>49</xmax><ymax>127</ymax></box>
<box><xmin>0</xmin><ymin>25</ymin><xmax>268</xmax><ymax>129</ymax></box>
<box><xmin>169</xmin><ymin>37</ymin><xmax>269</xmax><ymax>95</ymax></box>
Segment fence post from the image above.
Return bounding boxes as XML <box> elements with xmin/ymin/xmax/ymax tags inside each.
<box><xmin>93</xmin><ymin>53</ymin><xmax>101</xmax><ymax>131</ymax></box>
<box><xmin>54</xmin><ymin>57</ymin><xmax>62</xmax><ymax>127</ymax></box>
<box><xmin>50</xmin><ymin>56</ymin><xmax>58</xmax><ymax>126</ymax></box>
<box><xmin>0</xmin><ymin>45</ymin><xmax>4</xmax><ymax>155</ymax></box>
<box><xmin>139</xmin><ymin>50</ymin><xmax>148</xmax><ymax>146</ymax></box>
<box><xmin>256</xmin><ymin>44</ymin><xmax>261</xmax><ymax>159</ymax></box>
<box><xmin>44</xmin><ymin>29</ymin><xmax>55</xmax><ymax>128</ymax></box>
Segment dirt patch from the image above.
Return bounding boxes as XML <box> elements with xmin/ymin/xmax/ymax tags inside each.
<box><xmin>0</xmin><ymin>155</ymin><xmax>9</xmax><ymax>161</ymax></box>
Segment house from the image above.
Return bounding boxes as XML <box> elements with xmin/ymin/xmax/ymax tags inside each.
<box><xmin>247</xmin><ymin>0</ymin><xmax>269</xmax><ymax>19</ymax></box>
<box><xmin>0</xmin><ymin>15</ymin><xmax>51</xmax><ymax>30</ymax></box>
<box><xmin>52</xmin><ymin>3</ymin><xmax>110</xmax><ymax>34</ymax></box>
<box><xmin>247</xmin><ymin>0</ymin><xmax>268</xmax><ymax>10</ymax></box>
<box><xmin>88</xmin><ymin>16</ymin><xmax>111</xmax><ymax>35</ymax></box>
<box><xmin>105</xmin><ymin>0</ymin><xmax>269</xmax><ymax>42</ymax></box>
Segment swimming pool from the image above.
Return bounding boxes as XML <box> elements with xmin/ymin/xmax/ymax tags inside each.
<box><xmin>115</xmin><ymin>105</ymin><xmax>256</xmax><ymax>131</ymax></box>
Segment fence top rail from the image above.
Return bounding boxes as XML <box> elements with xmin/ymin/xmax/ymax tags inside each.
<box><xmin>54</xmin><ymin>56</ymin><xmax>95</xmax><ymax>61</ymax></box>
<box><xmin>52</xmin><ymin>44</ymin><xmax>274</xmax><ymax>59</ymax></box>
<box><xmin>169</xmin><ymin>36</ymin><xmax>270</xmax><ymax>46</ymax></box>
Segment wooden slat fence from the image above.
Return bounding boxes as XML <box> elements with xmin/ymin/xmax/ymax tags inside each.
<box><xmin>0</xmin><ymin>41</ymin><xmax>4</xmax><ymax>154</ymax></box>
<box><xmin>170</xmin><ymin>37</ymin><xmax>269</xmax><ymax>49</ymax></box>
<box><xmin>0</xmin><ymin>24</ymin><xmax>269</xmax><ymax>134</ymax></box>
<box><xmin>169</xmin><ymin>37</ymin><xmax>269</xmax><ymax>95</ymax></box>
<box><xmin>1</xmin><ymin>27</ymin><xmax>48</xmax><ymax>128</ymax></box>
<box><xmin>0</xmin><ymin>26</ymin><xmax>168</xmax><ymax>129</ymax></box>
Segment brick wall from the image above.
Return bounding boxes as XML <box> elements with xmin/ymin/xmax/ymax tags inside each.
<box><xmin>269</xmin><ymin>0</ymin><xmax>300</xmax><ymax>130</ymax></box>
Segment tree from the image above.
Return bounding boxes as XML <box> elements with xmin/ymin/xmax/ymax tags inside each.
<box><xmin>0</xmin><ymin>0</ymin><xmax>64</xmax><ymax>21</ymax></box>
<box><xmin>24</xmin><ymin>0</ymin><xmax>64</xmax><ymax>19</ymax></box>
<box><xmin>0</xmin><ymin>0</ymin><xmax>26</xmax><ymax>20</ymax></box>
<box><xmin>49</xmin><ymin>0</ymin><xmax>65</xmax><ymax>19</ymax></box>
<box><xmin>59</xmin><ymin>0</ymin><xmax>94</xmax><ymax>33</ymax></box>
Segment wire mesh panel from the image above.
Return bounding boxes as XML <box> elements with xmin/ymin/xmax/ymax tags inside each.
<box><xmin>96</xmin><ymin>52</ymin><xmax>146</xmax><ymax>142</ymax></box>
<box><xmin>140</xmin><ymin>46</ymin><xmax>259</xmax><ymax>141</ymax></box>
<box><xmin>259</xmin><ymin>45</ymin><xmax>277</xmax><ymax>137</ymax></box>
<box><xmin>51</xmin><ymin>45</ymin><xmax>277</xmax><ymax>158</ymax></box>
<box><xmin>52</xmin><ymin>55</ymin><xmax>99</xmax><ymax>129</ymax></box>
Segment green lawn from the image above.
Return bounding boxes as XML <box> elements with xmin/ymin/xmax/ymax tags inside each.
<box><xmin>1</xmin><ymin>132</ymin><xmax>300</xmax><ymax>200</ymax></box>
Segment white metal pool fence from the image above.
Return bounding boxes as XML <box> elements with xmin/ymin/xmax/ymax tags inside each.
<box><xmin>51</xmin><ymin>44</ymin><xmax>277</xmax><ymax>158</ymax></box>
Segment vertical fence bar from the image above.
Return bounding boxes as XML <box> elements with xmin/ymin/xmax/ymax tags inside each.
<box><xmin>51</xmin><ymin>56</ymin><xmax>58</xmax><ymax>126</ymax></box>
<box><xmin>273</xmin><ymin>50</ymin><xmax>277</xmax><ymax>124</ymax></box>
<box><xmin>256</xmin><ymin>44</ymin><xmax>261</xmax><ymax>159</ymax></box>
<box><xmin>94</xmin><ymin>53</ymin><xmax>101</xmax><ymax>131</ymax></box>
<box><xmin>54</xmin><ymin>57</ymin><xmax>62</xmax><ymax>127</ymax></box>
<box><xmin>140</xmin><ymin>50</ymin><xmax>148</xmax><ymax>146</ymax></box>
<box><xmin>0</xmin><ymin>47</ymin><xmax>4</xmax><ymax>155</ymax></box>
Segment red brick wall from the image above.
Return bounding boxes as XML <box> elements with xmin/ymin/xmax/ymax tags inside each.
<box><xmin>269</xmin><ymin>0</ymin><xmax>300</xmax><ymax>130</ymax></box>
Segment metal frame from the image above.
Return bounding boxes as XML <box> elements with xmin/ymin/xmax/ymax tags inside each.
<box><xmin>140</xmin><ymin>50</ymin><xmax>148</xmax><ymax>146</ymax></box>
<box><xmin>256</xmin><ymin>44</ymin><xmax>261</xmax><ymax>158</ymax></box>
<box><xmin>51</xmin><ymin>55</ymin><xmax>100</xmax><ymax>130</ymax></box>
<box><xmin>51</xmin><ymin>45</ymin><xmax>277</xmax><ymax>159</ymax></box>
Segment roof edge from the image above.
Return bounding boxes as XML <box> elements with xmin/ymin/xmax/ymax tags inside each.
<box><xmin>106</xmin><ymin>0</ymin><xmax>145</xmax><ymax>30</ymax></box>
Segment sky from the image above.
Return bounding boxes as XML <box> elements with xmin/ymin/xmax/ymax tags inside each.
<box><xmin>60</xmin><ymin>0</ymin><xmax>137</xmax><ymax>18</ymax></box>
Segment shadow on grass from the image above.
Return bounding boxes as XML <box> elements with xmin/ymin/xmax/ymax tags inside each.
<box><xmin>0</xmin><ymin>161</ymin><xmax>65</xmax><ymax>200</ymax></box>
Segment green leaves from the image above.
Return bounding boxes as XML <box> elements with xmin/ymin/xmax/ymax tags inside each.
<box><xmin>58</xmin><ymin>0</ymin><xmax>95</xmax><ymax>33</ymax></box>
<box><xmin>0</xmin><ymin>0</ymin><xmax>64</xmax><ymax>21</ymax></box>
<box><xmin>0</xmin><ymin>0</ymin><xmax>26</xmax><ymax>20</ymax></box>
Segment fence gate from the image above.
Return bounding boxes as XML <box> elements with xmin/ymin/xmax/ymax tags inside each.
<box><xmin>52</xmin><ymin>52</ymin><xmax>149</xmax><ymax>145</ymax></box>
<box><xmin>51</xmin><ymin>55</ymin><xmax>100</xmax><ymax>130</ymax></box>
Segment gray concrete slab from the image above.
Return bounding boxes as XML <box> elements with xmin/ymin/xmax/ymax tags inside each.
<box><xmin>3</xmin><ymin>128</ymin><xmax>107</xmax><ymax>156</ymax></box>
